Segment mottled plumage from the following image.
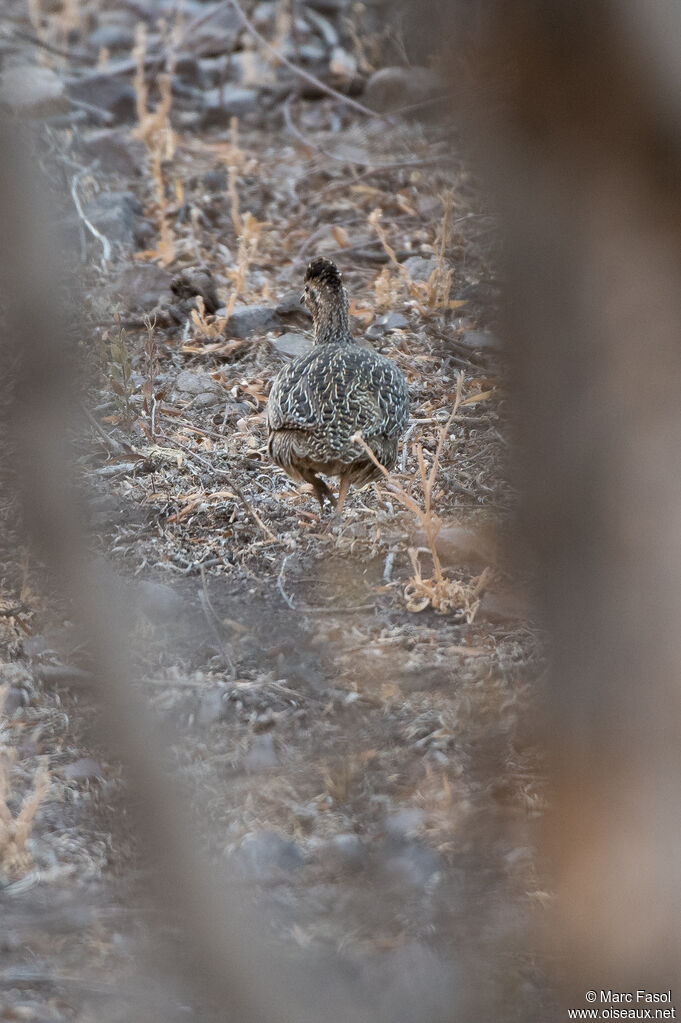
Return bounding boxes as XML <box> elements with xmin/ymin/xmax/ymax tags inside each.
<box><xmin>267</xmin><ymin>257</ymin><xmax>409</xmax><ymax>512</ymax></box>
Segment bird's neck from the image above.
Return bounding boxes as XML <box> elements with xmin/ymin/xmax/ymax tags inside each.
<box><xmin>313</xmin><ymin>304</ymin><xmax>353</xmax><ymax>346</ymax></box>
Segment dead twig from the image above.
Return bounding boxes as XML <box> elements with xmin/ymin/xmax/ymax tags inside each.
<box><xmin>225</xmin><ymin>0</ymin><xmax>389</xmax><ymax>122</ymax></box>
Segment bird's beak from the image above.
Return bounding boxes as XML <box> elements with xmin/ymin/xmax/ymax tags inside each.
<box><xmin>300</xmin><ymin>291</ymin><xmax>306</xmax><ymax>305</ymax></box>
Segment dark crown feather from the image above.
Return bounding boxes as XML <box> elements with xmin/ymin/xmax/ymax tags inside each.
<box><xmin>305</xmin><ymin>257</ymin><xmax>344</xmax><ymax>292</ymax></box>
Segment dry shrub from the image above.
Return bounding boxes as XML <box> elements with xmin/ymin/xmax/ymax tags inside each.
<box><xmin>369</xmin><ymin>196</ymin><xmax>465</xmax><ymax>315</ymax></box>
<box><xmin>354</xmin><ymin>371</ymin><xmax>490</xmax><ymax>616</ymax></box>
<box><xmin>0</xmin><ymin>689</ymin><xmax>50</xmax><ymax>880</ymax></box>
<box><xmin>133</xmin><ymin>23</ymin><xmax>177</xmax><ymax>265</ymax></box>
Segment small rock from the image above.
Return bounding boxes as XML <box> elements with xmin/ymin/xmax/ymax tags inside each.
<box><xmin>413</xmin><ymin>524</ymin><xmax>497</xmax><ymax>570</ymax></box>
<box><xmin>0</xmin><ymin>65</ymin><xmax>68</xmax><ymax>118</ymax></box>
<box><xmin>83</xmin><ymin>190</ymin><xmax>143</xmax><ymax>246</ymax></box>
<box><xmin>197</xmin><ymin>687</ymin><xmax>232</xmax><ymax>726</ymax></box>
<box><xmin>271</xmin><ymin>332</ymin><xmax>312</xmax><ymax>358</ymax></box>
<box><xmin>89</xmin><ymin>23</ymin><xmax>135</xmax><ymax>51</ymax></box>
<box><xmin>324</xmin><ymin>833</ymin><xmax>366</xmax><ymax>873</ymax></box>
<box><xmin>174</xmin><ymin>370</ymin><xmax>223</xmax><ymax>396</ymax></box>
<box><xmin>63</xmin><ymin>758</ymin><xmax>103</xmax><ymax>782</ymax></box>
<box><xmin>81</xmin><ymin>128</ymin><xmax>144</xmax><ymax>177</ymax></box>
<box><xmin>2</xmin><ymin>687</ymin><xmax>28</xmax><ymax>717</ymax></box>
<box><xmin>201</xmin><ymin>86</ymin><xmax>260</xmax><ymax>128</ymax></box>
<box><xmin>275</xmin><ymin>291</ymin><xmax>310</xmax><ymax>317</ymax></box>
<box><xmin>385</xmin><ymin>808</ymin><xmax>425</xmax><ymax>837</ymax></box>
<box><xmin>459</xmin><ymin>330</ymin><xmax>503</xmax><ymax>351</ymax></box>
<box><xmin>243</xmin><ymin>733</ymin><xmax>279</xmax><ymax>771</ymax></box>
<box><xmin>329</xmin><ymin>47</ymin><xmax>357</xmax><ymax>81</ymax></box>
<box><xmin>202</xmin><ymin>166</ymin><xmax>228</xmax><ymax>192</ymax></box>
<box><xmin>225</xmin><ymin>304</ymin><xmax>280</xmax><ymax>338</ymax></box>
<box><xmin>479</xmin><ymin>586</ymin><xmax>532</xmax><ymax>623</ymax></box>
<box><xmin>236</xmin><ymin>830</ymin><xmax>305</xmax><ymax>877</ymax></box>
<box><xmin>175</xmin><ymin>54</ymin><xmax>202</xmax><ymax>86</ymax></box>
<box><xmin>170</xmin><ymin>267</ymin><xmax>221</xmax><ymax>314</ymax></box>
<box><xmin>302</xmin><ymin>0</ymin><xmax>345</xmax><ymax>13</ymax></box>
<box><xmin>191</xmin><ymin>4</ymin><xmax>240</xmax><ymax>56</ymax></box>
<box><xmin>402</xmin><ymin>256</ymin><xmax>438</xmax><ymax>282</ymax></box>
<box><xmin>366</xmin><ymin>312</ymin><xmax>409</xmax><ymax>339</ymax></box>
<box><xmin>306</xmin><ymin>8</ymin><xmax>338</xmax><ymax>47</ymax></box>
<box><xmin>136</xmin><ymin>580</ymin><xmax>184</xmax><ymax>623</ymax></box>
<box><xmin>383</xmin><ymin>837</ymin><xmax>442</xmax><ymax>887</ymax></box>
<box><xmin>67</xmin><ymin>69</ymin><xmax>136</xmax><ymax>122</ymax></box>
<box><xmin>107</xmin><ymin>262</ymin><xmax>173</xmax><ymax>311</ymax></box>
<box><xmin>364</xmin><ymin>65</ymin><xmax>442</xmax><ymax>115</ymax></box>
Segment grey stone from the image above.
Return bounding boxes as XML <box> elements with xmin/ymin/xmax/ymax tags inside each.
<box><xmin>225</xmin><ymin>304</ymin><xmax>280</xmax><ymax>338</ymax></box>
<box><xmin>324</xmin><ymin>833</ymin><xmax>366</xmax><ymax>873</ymax></box>
<box><xmin>89</xmin><ymin>24</ymin><xmax>135</xmax><ymax>51</ymax></box>
<box><xmin>107</xmin><ymin>262</ymin><xmax>173</xmax><ymax>310</ymax></box>
<box><xmin>364</xmin><ymin>65</ymin><xmax>442</xmax><ymax>115</ymax></box>
<box><xmin>275</xmin><ymin>291</ymin><xmax>311</xmax><ymax>317</ymax></box>
<box><xmin>271</xmin><ymin>332</ymin><xmax>312</xmax><ymax>358</ymax></box>
<box><xmin>0</xmin><ymin>65</ymin><xmax>68</xmax><ymax>118</ymax></box>
<box><xmin>191</xmin><ymin>3</ymin><xmax>240</xmax><ymax>56</ymax></box>
<box><xmin>83</xmin><ymin>190</ymin><xmax>143</xmax><ymax>246</ymax></box>
<box><xmin>366</xmin><ymin>312</ymin><xmax>408</xmax><ymax>339</ymax></box>
<box><xmin>3</xmin><ymin>687</ymin><xmax>28</xmax><ymax>717</ymax></box>
<box><xmin>136</xmin><ymin>580</ymin><xmax>183</xmax><ymax>623</ymax></box>
<box><xmin>302</xmin><ymin>0</ymin><xmax>345</xmax><ymax>13</ymax></box>
<box><xmin>383</xmin><ymin>838</ymin><xmax>442</xmax><ymax>887</ymax></box>
<box><xmin>384</xmin><ymin>808</ymin><xmax>426</xmax><ymax>837</ymax></box>
<box><xmin>67</xmin><ymin>69</ymin><xmax>136</xmax><ymax>122</ymax></box>
<box><xmin>174</xmin><ymin>370</ymin><xmax>222</xmax><ymax>396</ymax></box>
<box><xmin>81</xmin><ymin>128</ymin><xmax>144</xmax><ymax>177</ymax></box>
<box><xmin>237</xmin><ymin>830</ymin><xmax>305</xmax><ymax>876</ymax></box>
<box><xmin>202</xmin><ymin>87</ymin><xmax>260</xmax><ymax>127</ymax></box>
<box><xmin>243</xmin><ymin>733</ymin><xmax>279</xmax><ymax>771</ymax></box>
<box><xmin>63</xmin><ymin>758</ymin><xmax>103</xmax><ymax>782</ymax></box>
<box><xmin>197</xmin><ymin>687</ymin><xmax>232</xmax><ymax>726</ymax></box>
<box><xmin>402</xmin><ymin>256</ymin><xmax>438</xmax><ymax>282</ymax></box>
<box><xmin>459</xmin><ymin>330</ymin><xmax>503</xmax><ymax>351</ymax></box>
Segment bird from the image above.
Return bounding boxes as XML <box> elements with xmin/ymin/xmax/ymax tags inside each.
<box><xmin>266</xmin><ymin>257</ymin><xmax>409</xmax><ymax>514</ymax></box>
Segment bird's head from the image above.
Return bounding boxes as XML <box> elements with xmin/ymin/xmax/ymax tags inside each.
<box><xmin>301</xmin><ymin>257</ymin><xmax>347</xmax><ymax>319</ymax></box>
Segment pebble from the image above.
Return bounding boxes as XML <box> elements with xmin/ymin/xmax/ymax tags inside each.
<box><xmin>174</xmin><ymin>370</ymin><xmax>223</xmax><ymax>397</ymax></box>
<box><xmin>225</xmin><ymin>304</ymin><xmax>281</xmax><ymax>338</ymax></box>
<box><xmin>196</xmin><ymin>687</ymin><xmax>232</xmax><ymax>726</ymax></box>
<box><xmin>366</xmin><ymin>312</ymin><xmax>408</xmax><ymax>339</ymax></box>
<box><xmin>236</xmin><ymin>830</ymin><xmax>305</xmax><ymax>877</ymax></box>
<box><xmin>384</xmin><ymin>808</ymin><xmax>426</xmax><ymax>837</ymax></box>
<box><xmin>459</xmin><ymin>329</ymin><xmax>503</xmax><ymax>351</ymax></box>
<box><xmin>63</xmin><ymin>758</ymin><xmax>103</xmax><ymax>782</ymax></box>
<box><xmin>323</xmin><ymin>833</ymin><xmax>366</xmax><ymax>873</ymax></box>
<box><xmin>67</xmin><ymin>69</ymin><xmax>136</xmax><ymax>122</ymax></box>
<box><xmin>271</xmin><ymin>332</ymin><xmax>312</xmax><ymax>358</ymax></box>
<box><xmin>364</xmin><ymin>66</ymin><xmax>442</xmax><ymax>114</ymax></box>
<box><xmin>401</xmin><ymin>256</ymin><xmax>438</xmax><ymax>282</ymax></box>
<box><xmin>243</xmin><ymin>732</ymin><xmax>279</xmax><ymax>771</ymax></box>
<box><xmin>0</xmin><ymin>65</ymin><xmax>68</xmax><ymax>118</ymax></box>
<box><xmin>107</xmin><ymin>262</ymin><xmax>173</xmax><ymax>311</ymax></box>
<box><xmin>201</xmin><ymin>86</ymin><xmax>260</xmax><ymax>128</ymax></box>
<box><xmin>83</xmin><ymin>190</ymin><xmax>143</xmax><ymax>247</ymax></box>
<box><xmin>382</xmin><ymin>837</ymin><xmax>442</xmax><ymax>888</ymax></box>
<box><xmin>136</xmin><ymin>580</ymin><xmax>184</xmax><ymax>623</ymax></box>
<box><xmin>81</xmin><ymin>128</ymin><xmax>144</xmax><ymax>178</ymax></box>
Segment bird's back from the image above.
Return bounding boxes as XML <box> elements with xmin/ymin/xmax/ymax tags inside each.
<box><xmin>267</xmin><ymin>342</ymin><xmax>409</xmax><ymax>470</ymax></box>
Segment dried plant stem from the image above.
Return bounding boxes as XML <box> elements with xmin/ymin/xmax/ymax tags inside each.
<box><xmin>352</xmin><ymin>373</ymin><xmax>473</xmax><ymax>614</ymax></box>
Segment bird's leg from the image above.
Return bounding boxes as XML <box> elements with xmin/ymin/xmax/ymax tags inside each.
<box><xmin>334</xmin><ymin>474</ymin><xmax>352</xmax><ymax>517</ymax></box>
<box><xmin>299</xmin><ymin>468</ymin><xmax>336</xmax><ymax>511</ymax></box>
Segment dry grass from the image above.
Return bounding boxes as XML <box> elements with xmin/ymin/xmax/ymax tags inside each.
<box><xmin>132</xmin><ymin>23</ymin><xmax>177</xmax><ymax>265</ymax></box>
<box><xmin>354</xmin><ymin>372</ymin><xmax>490</xmax><ymax>616</ymax></box>
<box><xmin>0</xmin><ymin>687</ymin><xmax>50</xmax><ymax>880</ymax></box>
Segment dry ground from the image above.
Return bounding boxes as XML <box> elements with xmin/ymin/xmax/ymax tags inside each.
<box><xmin>0</xmin><ymin>2</ymin><xmax>551</xmax><ymax>1018</ymax></box>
